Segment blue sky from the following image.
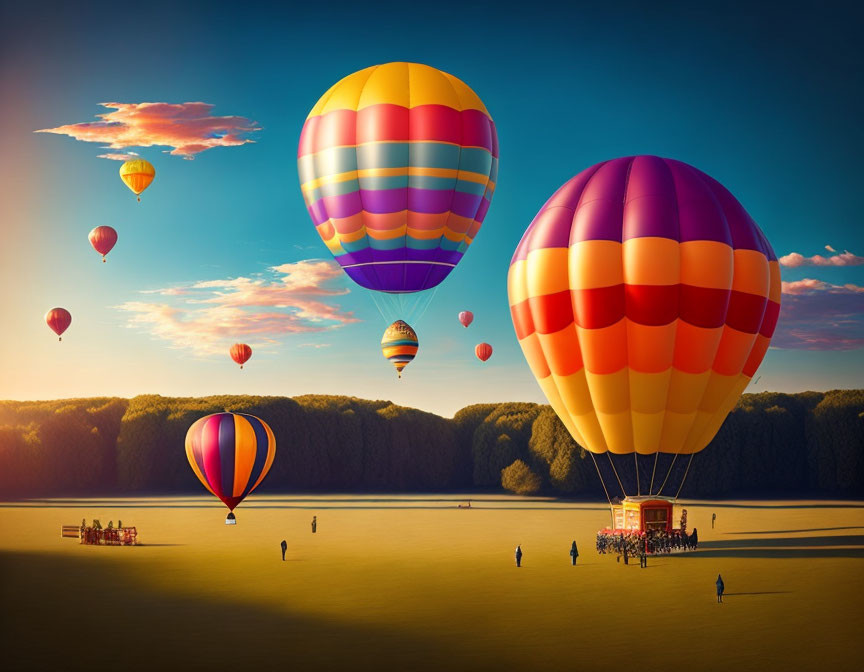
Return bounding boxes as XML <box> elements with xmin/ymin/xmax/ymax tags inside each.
<box><xmin>1</xmin><ymin>0</ymin><xmax>861</xmax><ymax>415</ymax></box>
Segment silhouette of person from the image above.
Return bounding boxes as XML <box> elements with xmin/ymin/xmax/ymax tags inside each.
<box><xmin>716</xmin><ymin>574</ymin><xmax>725</xmax><ymax>603</ymax></box>
<box><xmin>570</xmin><ymin>541</ymin><xmax>578</xmax><ymax>566</ymax></box>
<box><xmin>515</xmin><ymin>545</ymin><xmax>523</xmax><ymax>567</ymax></box>
<box><xmin>281</xmin><ymin>540</ymin><xmax>287</xmax><ymax>561</ymax></box>
<box><xmin>712</xmin><ymin>513</ymin><xmax>716</xmax><ymax>529</ymax></box>
<box><xmin>311</xmin><ymin>516</ymin><xmax>317</xmax><ymax>534</ymax></box>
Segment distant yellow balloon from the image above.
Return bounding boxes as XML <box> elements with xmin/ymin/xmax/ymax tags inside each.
<box><xmin>119</xmin><ymin>159</ymin><xmax>155</xmax><ymax>201</ymax></box>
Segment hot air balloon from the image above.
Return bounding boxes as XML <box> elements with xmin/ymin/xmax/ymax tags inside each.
<box><xmin>475</xmin><ymin>343</ymin><xmax>493</xmax><ymax>362</ymax></box>
<box><xmin>508</xmin><ymin>156</ymin><xmax>780</xmax><ymax>512</ymax></box>
<box><xmin>185</xmin><ymin>412</ymin><xmax>276</xmax><ymax>523</ymax></box>
<box><xmin>88</xmin><ymin>226</ymin><xmax>118</xmax><ymax>262</ymax></box>
<box><xmin>381</xmin><ymin>320</ymin><xmax>418</xmax><ymax>378</ymax></box>
<box><xmin>230</xmin><ymin>343</ymin><xmax>252</xmax><ymax>369</ymax></box>
<box><xmin>298</xmin><ymin>62</ymin><xmax>498</xmax><ymax>323</ymax></box>
<box><xmin>119</xmin><ymin>159</ymin><xmax>155</xmax><ymax>202</ymax></box>
<box><xmin>459</xmin><ymin>311</ymin><xmax>474</xmax><ymax>328</ymax></box>
<box><xmin>45</xmin><ymin>308</ymin><xmax>71</xmax><ymax>341</ymax></box>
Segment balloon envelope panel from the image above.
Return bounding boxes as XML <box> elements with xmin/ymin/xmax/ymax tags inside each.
<box><xmin>508</xmin><ymin>156</ymin><xmax>780</xmax><ymax>456</ymax></box>
<box><xmin>299</xmin><ymin>62</ymin><xmax>498</xmax><ymax>293</ymax></box>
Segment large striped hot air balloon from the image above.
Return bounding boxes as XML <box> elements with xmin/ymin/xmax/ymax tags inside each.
<box><xmin>508</xmin><ymin>156</ymin><xmax>780</xmax><ymax>499</ymax></box>
<box><xmin>185</xmin><ymin>412</ymin><xmax>276</xmax><ymax>522</ymax></box>
<box><xmin>119</xmin><ymin>159</ymin><xmax>155</xmax><ymax>202</ymax></box>
<box><xmin>298</xmin><ymin>62</ymin><xmax>498</xmax><ymax>297</ymax></box>
<box><xmin>381</xmin><ymin>320</ymin><xmax>419</xmax><ymax>378</ymax></box>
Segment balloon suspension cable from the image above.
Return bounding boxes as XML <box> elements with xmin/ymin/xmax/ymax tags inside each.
<box><xmin>674</xmin><ymin>453</ymin><xmax>696</xmax><ymax>501</ymax></box>
<box><xmin>648</xmin><ymin>453</ymin><xmax>659</xmax><ymax>495</ymax></box>
<box><xmin>634</xmin><ymin>453</ymin><xmax>640</xmax><ymax>496</ymax></box>
<box><xmin>589</xmin><ymin>452</ymin><xmax>614</xmax><ymax>530</ymax></box>
<box><xmin>606</xmin><ymin>452</ymin><xmax>626</xmax><ymax>499</ymax></box>
<box><xmin>655</xmin><ymin>453</ymin><xmax>679</xmax><ymax>497</ymax></box>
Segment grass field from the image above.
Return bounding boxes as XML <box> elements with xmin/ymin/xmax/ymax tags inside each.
<box><xmin>1</xmin><ymin>495</ymin><xmax>862</xmax><ymax>671</ymax></box>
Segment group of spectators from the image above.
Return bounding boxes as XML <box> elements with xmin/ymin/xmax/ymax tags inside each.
<box><xmin>79</xmin><ymin>518</ymin><xmax>137</xmax><ymax>546</ymax></box>
<box><xmin>595</xmin><ymin>527</ymin><xmax>699</xmax><ymax>559</ymax></box>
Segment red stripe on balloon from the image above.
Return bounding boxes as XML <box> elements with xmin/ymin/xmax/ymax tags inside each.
<box><xmin>299</xmin><ymin>105</ymin><xmax>497</xmax><ymax>156</ymax></box>
<box><xmin>725</xmin><ymin>290</ymin><xmax>768</xmax><ymax>334</ymax></box>
<box><xmin>510</xmin><ymin>285</ymin><xmax>772</xmax><ymax>336</ymax></box>
<box><xmin>760</xmin><ymin>300</ymin><xmax>780</xmax><ymax>338</ymax></box>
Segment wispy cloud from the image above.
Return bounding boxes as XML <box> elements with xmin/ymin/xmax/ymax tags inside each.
<box><xmin>36</xmin><ymin>102</ymin><xmax>260</xmax><ymax>159</ymax></box>
<box><xmin>778</xmin><ymin>248</ymin><xmax>864</xmax><ymax>267</ymax></box>
<box><xmin>773</xmin><ymin>279</ymin><xmax>864</xmax><ymax>350</ymax></box>
<box><xmin>117</xmin><ymin>260</ymin><xmax>358</xmax><ymax>355</ymax></box>
<box><xmin>97</xmin><ymin>151</ymin><xmax>139</xmax><ymax>161</ymax></box>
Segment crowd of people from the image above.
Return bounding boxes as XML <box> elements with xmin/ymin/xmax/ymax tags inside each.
<box><xmin>79</xmin><ymin>518</ymin><xmax>137</xmax><ymax>546</ymax></box>
<box><xmin>595</xmin><ymin>527</ymin><xmax>699</xmax><ymax>559</ymax></box>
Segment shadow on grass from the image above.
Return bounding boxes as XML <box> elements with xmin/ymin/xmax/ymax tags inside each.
<box><xmin>725</xmin><ymin>527</ymin><xmax>864</xmax><ymax>535</ymax></box>
<box><xmin>0</xmin><ymin>551</ymin><xmax>448</xmax><ymax>672</ymax></box>
<box><xmin>724</xmin><ymin>592</ymin><xmax>791</xmax><ymax>596</ymax></box>
<box><xmin>673</xmin><ymin>534</ymin><xmax>864</xmax><ymax>559</ymax></box>
<box><xmin>699</xmin><ymin>535</ymin><xmax>864</xmax><ymax>549</ymax></box>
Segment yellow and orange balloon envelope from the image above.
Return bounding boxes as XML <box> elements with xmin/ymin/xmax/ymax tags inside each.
<box><xmin>119</xmin><ymin>159</ymin><xmax>155</xmax><ymax>201</ymax></box>
<box><xmin>381</xmin><ymin>320</ymin><xmax>418</xmax><ymax>379</ymax></box>
<box><xmin>185</xmin><ymin>412</ymin><xmax>276</xmax><ymax>513</ymax></box>
<box><xmin>508</xmin><ymin>156</ymin><xmax>780</xmax><ymax>456</ymax></box>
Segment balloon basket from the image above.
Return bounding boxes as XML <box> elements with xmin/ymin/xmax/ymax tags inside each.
<box><xmin>225</xmin><ymin>512</ymin><xmax>236</xmax><ymax>525</ymax></box>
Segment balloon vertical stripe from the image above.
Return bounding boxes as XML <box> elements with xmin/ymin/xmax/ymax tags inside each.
<box><xmin>218</xmin><ymin>414</ymin><xmax>236</xmax><ymax>498</ymax></box>
<box><xmin>231</xmin><ymin>415</ymin><xmax>258</xmax><ymax>497</ymax></box>
<box><xmin>242</xmin><ymin>415</ymin><xmax>274</xmax><ymax>497</ymax></box>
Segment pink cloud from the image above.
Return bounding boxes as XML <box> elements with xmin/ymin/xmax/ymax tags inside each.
<box><xmin>773</xmin><ymin>280</ymin><xmax>864</xmax><ymax>350</ymax></box>
<box><xmin>116</xmin><ymin>260</ymin><xmax>358</xmax><ymax>355</ymax></box>
<box><xmin>778</xmin><ymin>249</ymin><xmax>864</xmax><ymax>267</ymax></box>
<box><xmin>36</xmin><ymin>102</ymin><xmax>260</xmax><ymax>159</ymax></box>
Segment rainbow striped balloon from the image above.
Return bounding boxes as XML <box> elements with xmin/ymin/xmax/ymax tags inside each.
<box><xmin>185</xmin><ymin>412</ymin><xmax>276</xmax><ymax>511</ymax></box>
<box><xmin>508</xmin><ymin>156</ymin><xmax>781</xmax><ymax>456</ymax></box>
<box><xmin>298</xmin><ymin>62</ymin><xmax>498</xmax><ymax>293</ymax></box>
<box><xmin>381</xmin><ymin>320</ymin><xmax>419</xmax><ymax>378</ymax></box>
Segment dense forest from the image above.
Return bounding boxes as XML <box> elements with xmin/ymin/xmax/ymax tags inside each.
<box><xmin>0</xmin><ymin>390</ymin><xmax>862</xmax><ymax>499</ymax></box>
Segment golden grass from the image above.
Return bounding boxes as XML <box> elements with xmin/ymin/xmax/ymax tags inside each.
<box><xmin>1</xmin><ymin>495</ymin><xmax>862</xmax><ymax>671</ymax></box>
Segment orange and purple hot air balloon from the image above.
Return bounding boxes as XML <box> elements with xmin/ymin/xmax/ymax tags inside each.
<box><xmin>229</xmin><ymin>343</ymin><xmax>252</xmax><ymax>369</ymax></box>
<box><xmin>508</xmin><ymin>156</ymin><xmax>780</xmax><ymax>474</ymax></box>
<box><xmin>298</xmin><ymin>62</ymin><xmax>498</xmax><ymax>295</ymax></box>
<box><xmin>458</xmin><ymin>311</ymin><xmax>474</xmax><ymax>328</ymax></box>
<box><xmin>45</xmin><ymin>308</ymin><xmax>72</xmax><ymax>341</ymax></box>
<box><xmin>475</xmin><ymin>343</ymin><xmax>493</xmax><ymax>362</ymax></box>
<box><xmin>88</xmin><ymin>226</ymin><xmax>118</xmax><ymax>262</ymax></box>
<box><xmin>185</xmin><ymin>412</ymin><xmax>276</xmax><ymax>522</ymax></box>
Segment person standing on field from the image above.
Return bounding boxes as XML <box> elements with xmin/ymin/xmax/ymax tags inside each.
<box><xmin>570</xmin><ymin>541</ymin><xmax>578</xmax><ymax>566</ymax></box>
<box><xmin>311</xmin><ymin>516</ymin><xmax>317</xmax><ymax>534</ymax></box>
<box><xmin>712</xmin><ymin>513</ymin><xmax>716</xmax><ymax>529</ymax></box>
<box><xmin>515</xmin><ymin>545</ymin><xmax>523</xmax><ymax>567</ymax></box>
<box><xmin>716</xmin><ymin>574</ymin><xmax>725</xmax><ymax>603</ymax></box>
<box><xmin>281</xmin><ymin>540</ymin><xmax>287</xmax><ymax>561</ymax></box>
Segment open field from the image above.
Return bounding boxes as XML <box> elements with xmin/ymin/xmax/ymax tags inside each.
<box><xmin>1</xmin><ymin>495</ymin><xmax>862</xmax><ymax>671</ymax></box>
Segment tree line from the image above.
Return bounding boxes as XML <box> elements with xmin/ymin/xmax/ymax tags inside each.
<box><xmin>0</xmin><ymin>390</ymin><xmax>861</xmax><ymax>499</ymax></box>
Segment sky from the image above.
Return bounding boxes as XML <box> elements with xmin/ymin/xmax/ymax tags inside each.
<box><xmin>0</xmin><ymin>0</ymin><xmax>862</xmax><ymax>417</ymax></box>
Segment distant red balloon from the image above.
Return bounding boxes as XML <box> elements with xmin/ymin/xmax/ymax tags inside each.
<box><xmin>458</xmin><ymin>311</ymin><xmax>474</xmax><ymax>328</ymax></box>
<box><xmin>45</xmin><ymin>308</ymin><xmax>71</xmax><ymax>341</ymax></box>
<box><xmin>475</xmin><ymin>343</ymin><xmax>492</xmax><ymax>362</ymax></box>
<box><xmin>230</xmin><ymin>343</ymin><xmax>252</xmax><ymax>369</ymax></box>
<box><xmin>88</xmin><ymin>226</ymin><xmax>118</xmax><ymax>262</ymax></box>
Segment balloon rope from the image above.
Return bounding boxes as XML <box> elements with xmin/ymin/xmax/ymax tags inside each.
<box><xmin>655</xmin><ymin>453</ymin><xmax>679</xmax><ymax>497</ymax></box>
<box><xmin>634</xmin><ymin>453</ymin><xmax>640</xmax><ymax>496</ymax></box>
<box><xmin>589</xmin><ymin>453</ymin><xmax>615</xmax><ymax>530</ymax></box>
<box><xmin>606</xmin><ymin>453</ymin><xmax>626</xmax><ymax>498</ymax></box>
<box><xmin>648</xmin><ymin>453</ymin><xmax>659</xmax><ymax>495</ymax></box>
<box><xmin>674</xmin><ymin>454</ymin><xmax>696</xmax><ymax>500</ymax></box>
